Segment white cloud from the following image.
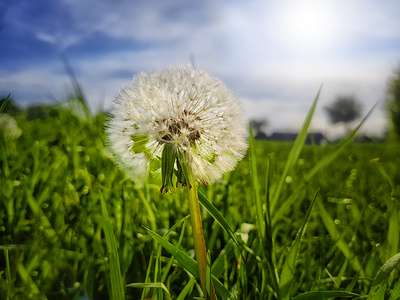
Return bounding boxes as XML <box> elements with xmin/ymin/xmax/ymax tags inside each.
<box><xmin>0</xmin><ymin>67</ymin><xmax>69</xmax><ymax>104</ymax></box>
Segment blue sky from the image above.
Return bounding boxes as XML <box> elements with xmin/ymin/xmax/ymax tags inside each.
<box><xmin>1</xmin><ymin>0</ymin><xmax>400</xmax><ymax>138</ymax></box>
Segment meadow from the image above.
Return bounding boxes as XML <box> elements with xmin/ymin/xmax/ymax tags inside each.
<box><xmin>1</xmin><ymin>98</ymin><xmax>400</xmax><ymax>299</ymax></box>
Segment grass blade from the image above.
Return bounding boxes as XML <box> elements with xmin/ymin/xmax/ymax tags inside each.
<box><xmin>387</xmin><ymin>208</ymin><xmax>399</xmax><ymax>263</ymax></box>
<box><xmin>279</xmin><ymin>189</ymin><xmax>319</xmax><ymax>300</ymax></box>
<box><xmin>5</xmin><ymin>249</ymin><xmax>12</xmax><ymax>299</ymax></box>
<box><xmin>83</xmin><ymin>261</ymin><xmax>95</xmax><ymax>300</ymax></box>
<box><xmin>271</xmin><ymin>87</ymin><xmax>320</xmax><ymax>213</ymax></box>
<box><xmin>176</xmin><ymin>276</ymin><xmax>196</xmax><ymax>300</ymax></box>
<box><xmin>126</xmin><ymin>282</ymin><xmax>171</xmax><ymax>299</ymax></box>
<box><xmin>273</xmin><ymin>102</ymin><xmax>377</xmax><ymax>225</ymax></box>
<box><xmin>197</xmin><ymin>189</ymin><xmax>242</xmax><ymax>252</ymax></box>
<box><xmin>141</xmin><ymin>251</ymin><xmax>154</xmax><ymax>300</ymax></box>
<box><xmin>316</xmin><ymin>199</ymin><xmax>364</xmax><ymax>276</ymax></box>
<box><xmin>144</xmin><ymin>227</ymin><xmax>233</xmax><ymax>299</ymax></box>
<box><xmin>292</xmin><ymin>290</ymin><xmax>360</xmax><ymax>300</ymax></box>
<box><xmin>249</xmin><ymin>125</ymin><xmax>280</xmax><ymax>296</ymax></box>
<box><xmin>211</xmin><ymin>239</ymin><xmax>236</xmax><ymax>278</ymax></box>
<box><xmin>388</xmin><ymin>278</ymin><xmax>400</xmax><ymax>300</ymax></box>
<box><xmin>161</xmin><ymin>216</ymin><xmax>188</xmax><ymax>283</ymax></box>
<box><xmin>372</xmin><ymin>252</ymin><xmax>400</xmax><ymax>286</ymax></box>
<box><xmin>154</xmin><ymin>244</ymin><xmax>162</xmax><ymax>299</ymax></box>
<box><xmin>16</xmin><ymin>262</ymin><xmax>41</xmax><ymax>297</ymax></box>
<box><xmin>0</xmin><ymin>94</ymin><xmax>11</xmax><ymax>114</ymax></box>
<box><xmin>100</xmin><ymin>193</ymin><xmax>125</xmax><ymax>300</ymax></box>
<box><xmin>248</xmin><ymin>125</ymin><xmax>265</xmax><ymax>242</ymax></box>
<box><xmin>304</xmin><ymin>102</ymin><xmax>377</xmax><ymax>182</ymax></box>
<box><xmin>26</xmin><ymin>190</ymin><xmax>58</xmax><ymax>242</ymax></box>
<box><xmin>368</xmin><ymin>284</ymin><xmax>387</xmax><ymax>300</ymax></box>
<box><xmin>62</xmin><ymin>55</ymin><xmax>91</xmax><ymax>119</ymax></box>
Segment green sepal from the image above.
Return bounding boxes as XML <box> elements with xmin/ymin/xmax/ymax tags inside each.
<box><xmin>176</xmin><ymin>152</ymin><xmax>190</xmax><ymax>188</ymax></box>
<box><xmin>161</xmin><ymin>144</ymin><xmax>177</xmax><ymax>193</ymax></box>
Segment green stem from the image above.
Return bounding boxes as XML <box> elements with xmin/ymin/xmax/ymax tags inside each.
<box><xmin>186</xmin><ymin>166</ymin><xmax>216</xmax><ymax>299</ymax></box>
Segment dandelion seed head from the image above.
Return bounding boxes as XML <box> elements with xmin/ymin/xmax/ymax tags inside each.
<box><xmin>106</xmin><ymin>64</ymin><xmax>247</xmax><ymax>187</ymax></box>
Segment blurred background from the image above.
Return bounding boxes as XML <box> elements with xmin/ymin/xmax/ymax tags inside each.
<box><xmin>1</xmin><ymin>0</ymin><xmax>400</xmax><ymax>139</ymax></box>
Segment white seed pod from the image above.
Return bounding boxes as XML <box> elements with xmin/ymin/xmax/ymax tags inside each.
<box><xmin>106</xmin><ymin>65</ymin><xmax>247</xmax><ymax>190</ymax></box>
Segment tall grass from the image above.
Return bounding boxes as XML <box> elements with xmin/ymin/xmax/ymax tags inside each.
<box><xmin>1</xmin><ymin>95</ymin><xmax>400</xmax><ymax>299</ymax></box>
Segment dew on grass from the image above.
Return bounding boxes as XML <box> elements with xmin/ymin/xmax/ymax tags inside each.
<box><xmin>285</xmin><ymin>175</ymin><xmax>293</xmax><ymax>184</ymax></box>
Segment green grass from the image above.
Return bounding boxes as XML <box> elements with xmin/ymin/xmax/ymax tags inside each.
<box><xmin>1</xmin><ymin>99</ymin><xmax>400</xmax><ymax>299</ymax></box>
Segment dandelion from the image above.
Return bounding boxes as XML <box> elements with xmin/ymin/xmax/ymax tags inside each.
<box><xmin>107</xmin><ymin>64</ymin><xmax>247</xmax><ymax>191</ymax></box>
<box><xmin>106</xmin><ymin>64</ymin><xmax>247</xmax><ymax>299</ymax></box>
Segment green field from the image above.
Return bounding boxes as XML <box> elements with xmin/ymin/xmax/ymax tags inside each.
<box><xmin>1</xmin><ymin>101</ymin><xmax>400</xmax><ymax>299</ymax></box>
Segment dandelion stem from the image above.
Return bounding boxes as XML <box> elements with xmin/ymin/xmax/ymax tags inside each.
<box><xmin>187</xmin><ymin>165</ymin><xmax>217</xmax><ymax>300</ymax></box>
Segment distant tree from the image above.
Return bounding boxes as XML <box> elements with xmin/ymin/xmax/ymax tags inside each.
<box><xmin>250</xmin><ymin>118</ymin><xmax>269</xmax><ymax>139</ymax></box>
<box><xmin>386</xmin><ymin>67</ymin><xmax>400</xmax><ymax>141</ymax></box>
<box><xmin>325</xmin><ymin>95</ymin><xmax>362</xmax><ymax>132</ymax></box>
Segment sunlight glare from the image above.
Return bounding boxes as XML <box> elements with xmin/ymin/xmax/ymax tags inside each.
<box><xmin>274</xmin><ymin>1</ymin><xmax>338</xmax><ymax>53</ymax></box>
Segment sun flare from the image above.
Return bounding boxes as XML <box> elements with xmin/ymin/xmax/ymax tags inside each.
<box><xmin>274</xmin><ymin>1</ymin><xmax>338</xmax><ymax>52</ymax></box>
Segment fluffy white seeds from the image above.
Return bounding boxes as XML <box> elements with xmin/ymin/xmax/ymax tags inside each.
<box><xmin>106</xmin><ymin>65</ymin><xmax>247</xmax><ymax>188</ymax></box>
